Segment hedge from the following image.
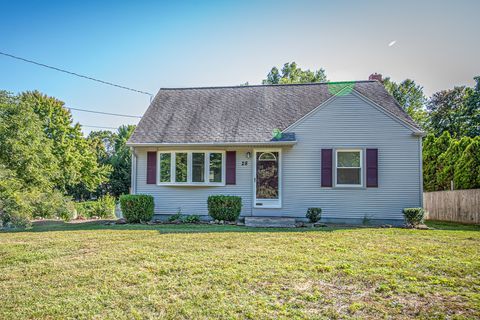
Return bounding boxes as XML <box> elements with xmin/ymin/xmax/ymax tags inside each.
<box><xmin>403</xmin><ymin>208</ymin><xmax>425</xmax><ymax>226</ymax></box>
<box><xmin>119</xmin><ymin>194</ymin><xmax>154</xmax><ymax>223</ymax></box>
<box><xmin>207</xmin><ymin>195</ymin><xmax>242</xmax><ymax>221</ymax></box>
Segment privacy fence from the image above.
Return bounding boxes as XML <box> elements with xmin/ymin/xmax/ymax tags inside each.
<box><xmin>423</xmin><ymin>189</ymin><xmax>480</xmax><ymax>224</ymax></box>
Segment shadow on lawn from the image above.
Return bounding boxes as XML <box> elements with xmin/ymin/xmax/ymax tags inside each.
<box><xmin>11</xmin><ymin>219</ymin><xmax>342</xmax><ymax>234</ymax></box>
<box><xmin>3</xmin><ymin>219</ymin><xmax>478</xmax><ymax>234</ymax></box>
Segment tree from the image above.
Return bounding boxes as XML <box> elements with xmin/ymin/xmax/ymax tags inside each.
<box><xmin>454</xmin><ymin>137</ymin><xmax>480</xmax><ymax>189</ymax></box>
<box><xmin>463</xmin><ymin>76</ymin><xmax>480</xmax><ymax>137</ymax></box>
<box><xmin>109</xmin><ymin>125</ymin><xmax>136</xmax><ymax>196</ymax></box>
<box><xmin>262</xmin><ymin>62</ymin><xmax>327</xmax><ymax>84</ymax></box>
<box><xmin>19</xmin><ymin>91</ymin><xmax>111</xmax><ymax>195</ymax></box>
<box><xmin>436</xmin><ymin>136</ymin><xmax>472</xmax><ymax>190</ymax></box>
<box><xmin>422</xmin><ymin>132</ymin><xmax>452</xmax><ymax>192</ymax></box>
<box><xmin>0</xmin><ymin>91</ymin><xmax>58</xmax><ymax>189</ymax></box>
<box><xmin>383</xmin><ymin>78</ymin><xmax>428</xmax><ymax>129</ymax></box>
<box><xmin>427</xmin><ymin>77</ymin><xmax>480</xmax><ymax>138</ymax></box>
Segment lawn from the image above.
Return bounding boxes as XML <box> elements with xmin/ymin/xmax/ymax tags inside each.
<box><xmin>0</xmin><ymin>221</ymin><xmax>479</xmax><ymax>319</ymax></box>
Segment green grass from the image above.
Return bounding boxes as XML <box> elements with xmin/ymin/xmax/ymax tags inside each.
<box><xmin>1</xmin><ymin>221</ymin><xmax>479</xmax><ymax>319</ymax></box>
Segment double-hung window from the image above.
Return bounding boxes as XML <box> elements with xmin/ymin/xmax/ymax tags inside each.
<box><xmin>158</xmin><ymin>151</ymin><xmax>225</xmax><ymax>185</ymax></box>
<box><xmin>336</xmin><ymin>149</ymin><xmax>362</xmax><ymax>187</ymax></box>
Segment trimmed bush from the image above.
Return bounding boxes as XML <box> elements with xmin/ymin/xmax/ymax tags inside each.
<box><xmin>403</xmin><ymin>208</ymin><xmax>425</xmax><ymax>226</ymax></box>
<box><xmin>306</xmin><ymin>207</ymin><xmax>322</xmax><ymax>223</ymax></box>
<box><xmin>119</xmin><ymin>194</ymin><xmax>154</xmax><ymax>223</ymax></box>
<box><xmin>207</xmin><ymin>195</ymin><xmax>242</xmax><ymax>222</ymax></box>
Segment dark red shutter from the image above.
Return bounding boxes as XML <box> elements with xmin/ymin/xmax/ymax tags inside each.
<box><xmin>147</xmin><ymin>152</ymin><xmax>157</xmax><ymax>184</ymax></box>
<box><xmin>321</xmin><ymin>149</ymin><xmax>333</xmax><ymax>187</ymax></box>
<box><xmin>366</xmin><ymin>148</ymin><xmax>378</xmax><ymax>187</ymax></box>
<box><xmin>226</xmin><ymin>151</ymin><xmax>236</xmax><ymax>185</ymax></box>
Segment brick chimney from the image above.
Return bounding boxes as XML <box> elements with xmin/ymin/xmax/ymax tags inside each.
<box><xmin>368</xmin><ymin>73</ymin><xmax>382</xmax><ymax>82</ymax></box>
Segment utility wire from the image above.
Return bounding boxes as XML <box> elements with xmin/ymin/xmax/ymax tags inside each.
<box><xmin>0</xmin><ymin>50</ymin><xmax>154</xmax><ymax>97</ymax></box>
<box><xmin>82</xmin><ymin>125</ymin><xmax>119</xmax><ymax>130</ymax></box>
<box><xmin>67</xmin><ymin>106</ymin><xmax>142</xmax><ymax>118</ymax></box>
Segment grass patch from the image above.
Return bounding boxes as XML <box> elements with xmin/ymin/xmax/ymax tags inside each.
<box><xmin>0</xmin><ymin>220</ymin><xmax>479</xmax><ymax>319</ymax></box>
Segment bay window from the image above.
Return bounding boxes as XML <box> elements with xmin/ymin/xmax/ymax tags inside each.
<box><xmin>158</xmin><ymin>151</ymin><xmax>225</xmax><ymax>185</ymax></box>
<box><xmin>336</xmin><ymin>149</ymin><xmax>362</xmax><ymax>187</ymax></box>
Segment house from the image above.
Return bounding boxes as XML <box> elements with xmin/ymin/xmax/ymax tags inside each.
<box><xmin>126</xmin><ymin>74</ymin><xmax>424</xmax><ymax>225</ymax></box>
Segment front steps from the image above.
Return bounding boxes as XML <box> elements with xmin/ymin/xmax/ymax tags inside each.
<box><xmin>244</xmin><ymin>217</ymin><xmax>296</xmax><ymax>228</ymax></box>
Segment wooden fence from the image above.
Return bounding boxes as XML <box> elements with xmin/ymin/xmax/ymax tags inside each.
<box><xmin>423</xmin><ymin>189</ymin><xmax>480</xmax><ymax>224</ymax></box>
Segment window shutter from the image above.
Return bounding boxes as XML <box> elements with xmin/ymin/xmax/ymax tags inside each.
<box><xmin>147</xmin><ymin>152</ymin><xmax>157</xmax><ymax>184</ymax></box>
<box><xmin>321</xmin><ymin>149</ymin><xmax>333</xmax><ymax>187</ymax></box>
<box><xmin>366</xmin><ymin>148</ymin><xmax>378</xmax><ymax>187</ymax></box>
<box><xmin>226</xmin><ymin>151</ymin><xmax>236</xmax><ymax>185</ymax></box>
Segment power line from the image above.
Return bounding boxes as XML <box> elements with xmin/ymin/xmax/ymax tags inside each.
<box><xmin>82</xmin><ymin>125</ymin><xmax>119</xmax><ymax>130</ymax></box>
<box><xmin>67</xmin><ymin>106</ymin><xmax>142</xmax><ymax>118</ymax></box>
<box><xmin>0</xmin><ymin>50</ymin><xmax>154</xmax><ymax>97</ymax></box>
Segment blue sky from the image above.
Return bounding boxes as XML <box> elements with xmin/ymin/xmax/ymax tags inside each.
<box><xmin>1</xmin><ymin>0</ymin><xmax>479</xmax><ymax>134</ymax></box>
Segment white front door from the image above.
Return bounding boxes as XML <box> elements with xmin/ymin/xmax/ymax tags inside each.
<box><xmin>253</xmin><ymin>149</ymin><xmax>281</xmax><ymax>208</ymax></box>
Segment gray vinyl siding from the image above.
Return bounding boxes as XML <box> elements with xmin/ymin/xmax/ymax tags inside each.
<box><xmin>135</xmin><ymin>147</ymin><xmax>253</xmax><ymax>216</ymax></box>
<box><xmin>134</xmin><ymin>91</ymin><xmax>421</xmax><ymax>222</ymax></box>
<box><xmin>252</xmin><ymin>91</ymin><xmax>421</xmax><ymax>221</ymax></box>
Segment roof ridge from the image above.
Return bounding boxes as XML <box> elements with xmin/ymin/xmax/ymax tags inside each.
<box><xmin>160</xmin><ymin>80</ymin><xmax>376</xmax><ymax>91</ymax></box>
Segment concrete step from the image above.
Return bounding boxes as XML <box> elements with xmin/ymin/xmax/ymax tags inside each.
<box><xmin>244</xmin><ymin>217</ymin><xmax>296</xmax><ymax>228</ymax></box>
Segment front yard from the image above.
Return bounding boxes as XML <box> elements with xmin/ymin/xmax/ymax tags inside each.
<box><xmin>1</xmin><ymin>221</ymin><xmax>479</xmax><ymax>319</ymax></box>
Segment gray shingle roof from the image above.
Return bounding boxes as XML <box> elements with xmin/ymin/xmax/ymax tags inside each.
<box><xmin>128</xmin><ymin>80</ymin><xmax>421</xmax><ymax>144</ymax></box>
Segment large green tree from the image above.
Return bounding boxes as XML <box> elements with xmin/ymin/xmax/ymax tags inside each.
<box><xmin>19</xmin><ymin>91</ymin><xmax>111</xmax><ymax>195</ymax></box>
<box><xmin>422</xmin><ymin>131</ymin><xmax>452</xmax><ymax>192</ymax></box>
<box><xmin>87</xmin><ymin>125</ymin><xmax>136</xmax><ymax>197</ymax></box>
<box><xmin>454</xmin><ymin>137</ymin><xmax>480</xmax><ymax>189</ymax></box>
<box><xmin>262</xmin><ymin>62</ymin><xmax>327</xmax><ymax>84</ymax></box>
<box><xmin>427</xmin><ymin>77</ymin><xmax>480</xmax><ymax>138</ymax></box>
<box><xmin>383</xmin><ymin>77</ymin><xmax>428</xmax><ymax>129</ymax></box>
<box><xmin>0</xmin><ymin>91</ymin><xmax>58</xmax><ymax>189</ymax></box>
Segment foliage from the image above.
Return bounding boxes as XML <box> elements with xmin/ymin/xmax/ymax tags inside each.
<box><xmin>19</xmin><ymin>91</ymin><xmax>111</xmax><ymax>196</ymax></box>
<box><xmin>454</xmin><ymin>137</ymin><xmax>480</xmax><ymax>189</ymax></box>
<box><xmin>168</xmin><ymin>211</ymin><xmax>183</xmax><ymax>222</ymax></box>
<box><xmin>0</xmin><ymin>91</ymin><xmax>58</xmax><ymax>189</ymax></box>
<box><xmin>403</xmin><ymin>208</ymin><xmax>425</xmax><ymax>226</ymax></box>
<box><xmin>436</xmin><ymin>136</ymin><xmax>472</xmax><ymax>190</ymax></box>
<box><xmin>119</xmin><ymin>194</ymin><xmax>154</xmax><ymax>223</ymax></box>
<box><xmin>31</xmin><ymin>191</ymin><xmax>77</xmax><ymax>221</ymax></box>
<box><xmin>306</xmin><ymin>207</ymin><xmax>322</xmax><ymax>223</ymax></box>
<box><xmin>87</xmin><ymin>125</ymin><xmax>135</xmax><ymax>197</ymax></box>
<box><xmin>75</xmin><ymin>195</ymin><xmax>116</xmax><ymax>219</ymax></box>
<box><xmin>423</xmin><ymin>132</ymin><xmax>452</xmax><ymax>192</ymax></box>
<box><xmin>262</xmin><ymin>62</ymin><xmax>327</xmax><ymax>84</ymax></box>
<box><xmin>207</xmin><ymin>195</ymin><xmax>242</xmax><ymax>221</ymax></box>
<box><xmin>182</xmin><ymin>215</ymin><xmax>200</xmax><ymax>223</ymax></box>
<box><xmin>427</xmin><ymin>78</ymin><xmax>480</xmax><ymax>138</ymax></box>
<box><xmin>383</xmin><ymin>77</ymin><xmax>428</xmax><ymax>129</ymax></box>
<box><xmin>0</xmin><ymin>167</ymin><xmax>33</xmax><ymax>229</ymax></box>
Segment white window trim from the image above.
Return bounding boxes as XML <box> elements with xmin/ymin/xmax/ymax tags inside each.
<box><xmin>157</xmin><ymin>150</ymin><xmax>226</xmax><ymax>186</ymax></box>
<box><xmin>335</xmin><ymin>149</ymin><xmax>363</xmax><ymax>188</ymax></box>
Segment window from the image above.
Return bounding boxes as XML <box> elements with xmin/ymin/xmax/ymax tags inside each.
<box><xmin>159</xmin><ymin>153</ymin><xmax>171</xmax><ymax>183</ymax></box>
<box><xmin>336</xmin><ymin>149</ymin><xmax>362</xmax><ymax>186</ymax></box>
<box><xmin>192</xmin><ymin>153</ymin><xmax>205</xmax><ymax>182</ymax></box>
<box><xmin>157</xmin><ymin>151</ymin><xmax>225</xmax><ymax>185</ymax></box>
<box><xmin>209</xmin><ymin>153</ymin><xmax>222</xmax><ymax>183</ymax></box>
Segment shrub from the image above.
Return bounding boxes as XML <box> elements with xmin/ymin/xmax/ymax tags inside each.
<box><xmin>75</xmin><ymin>195</ymin><xmax>115</xmax><ymax>219</ymax></box>
<box><xmin>207</xmin><ymin>195</ymin><xmax>242</xmax><ymax>222</ymax></box>
<box><xmin>403</xmin><ymin>208</ymin><xmax>425</xmax><ymax>226</ymax></box>
<box><xmin>182</xmin><ymin>215</ymin><xmax>200</xmax><ymax>223</ymax></box>
<box><xmin>168</xmin><ymin>209</ymin><xmax>183</xmax><ymax>222</ymax></box>
<box><xmin>119</xmin><ymin>194</ymin><xmax>154</xmax><ymax>223</ymax></box>
<box><xmin>306</xmin><ymin>207</ymin><xmax>322</xmax><ymax>223</ymax></box>
<box><xmin>31</xmin><ymin>191</ymin><xmax>76</xmax><ymax>221</ymax></box>
<box><xmin>95</xmin><ymin>195</ymin><xmax>116</xmax><ymax>218</ymax></box>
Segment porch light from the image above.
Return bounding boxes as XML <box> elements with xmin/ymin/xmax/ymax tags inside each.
<box><xmin>246</xmin><ymin>152</ymin><xmax>251</xmax><ymax>159</ymax></box>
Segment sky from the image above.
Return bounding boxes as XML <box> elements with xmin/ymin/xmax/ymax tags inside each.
<box><xmin>1</xmin><ymin>0</ymin><xmax>479</xmax><ymax>134</ymax></box>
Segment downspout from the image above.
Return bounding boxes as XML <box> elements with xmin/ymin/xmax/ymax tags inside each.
<box><xmin>130</xmin><ymin>147</ymin><xmax>137</xmax><ymax>195</ymax></box>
